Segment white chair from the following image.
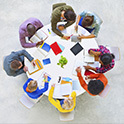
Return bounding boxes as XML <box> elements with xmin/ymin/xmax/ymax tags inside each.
<box><xmin>19</xmin><ymin>93</ymin><xmax>43</xmax><ymax>109</ymax></box>
<box><xmin>106</xmin><ymin>46</ymin><xmax>120</xmax><ymax>61</ymax></box>
<box><xmin>59</xmin><ymin>110</ymin><xmax>75</xmax><ymax>121</ymax></box>
<box><xmin>99</xmin><ymin>84</ymin><xmax>111</xmax><ymax>98</ymax></box>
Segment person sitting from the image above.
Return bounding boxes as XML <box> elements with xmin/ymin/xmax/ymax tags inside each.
<box><xmin>51</xmin><ymin>3</ymin><xmax>76</xmax><ymax>40</ymax></box>
<box><xmin>23</xmin><ymin>75</ymin><xmax>49</xmax><ymax>99</ymax></box>
<box><xmin>3</xmin><ymin>50</ymin><xmax>35</xmax><ymax>77</ymax></box>
<box><xmin>19</xmin><ymin>17</ymin><xmax>44</xmax><ymax>48</ymax></box>
<box><xmin>48</xmin><ymin>84</ymin><xmax>76</xmax><ymax>113</ymax></box>
<box><xmin>84</xmin><ymin>45</ymin><xmax>115</xmax><ymax>73</ymax></box>
<box><xmin>75</xmin><ymin>10</ymin><xmax>102</xmax><ymax>39</ymax></box>
<box><xmin>76</xmin><ymin>67</ymin><xmax>108</xmax><ymax>96</ymax></box>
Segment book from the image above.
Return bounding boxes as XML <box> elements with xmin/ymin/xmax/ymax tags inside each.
<box><xmin>42</xmin><ymin>58</ymin><xmax>51</xmax><ymax>65</ymax></box>
<box><xmin>84</xmin><ymin>49</ymin><xmax>95</xmax><ymax>63</ymax></box>
<box><xmin>57</xmin><ymin>43</ymin><xmax>65</xmax><ymax>53</ymax></box>
<box><xmin>26</xmin><ymin>59</ymin><xmax>43</xmax><ymax>75</ymax></box>
<box><xmin>37</xmin><ymin>72</ymin><xmax>51</xmax><ymax>89</ymax></box>
<box><xmin>72</xmin><ymin>60</ymin><xmax>86</xmax><ymax>76</ymax></box>
<box><xmin>70</xmin><ymin>43</ymin><xmax>83</xmax><ymax>56</ymax></box>
<box><xmin>50</xmin><ymin>42</ymin><xmax>62</xmax><ymax>55</ymax></box>
<box><xmin>30</xmin><ymin>29</ymin><xmax>48</xmax><ymax>43</ymax></box>
<box><xmin>39</xmin><ymin>42</ymin><xmax>51</xmax><ymax>52</ymax></box>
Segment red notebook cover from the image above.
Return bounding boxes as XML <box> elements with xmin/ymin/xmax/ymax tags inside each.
<box><xmin>50</xmin><ymin>42</ymin><xmax>62</xmax><ymax>55</ymax></box>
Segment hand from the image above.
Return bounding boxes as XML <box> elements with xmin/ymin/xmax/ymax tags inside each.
<box><xmin>58</xmin><ymin>25</ymin><xmax>64</xmax><ymax>31</ymax></box>
<box><xmin>52</xmin><ymin>84</ymin><xmax>55</xmax><ymax>87</ymax></box>
<box><xmin>74</xmin><ymin>25</ymin><xmax>78</xmax><ymax>32</ymax></box>
<box><xmin>36</xmin><ymin>40</ymin><xmax>44</xmax><ymax>47</ymax></box>
<box><xmin>23</xmin><ymin>66</ymin><xmax>28</xmax><ymax>72</ymax></box>
<box><xmin>78</xmin><ymin>34</ymin><xmax>85</xmax><ymax>39</ymax></box>
<box><xmin>62</xmin><ymin>35</ymin><xmax>70</xmax><ymax>40</ymax></box>
<box><xmin>83</xmin><ymin>65</ymin><xmax>91</xmax><ymax>70</ymax></box>
<box><xmin>85</xmin><ymin>75</ymin><xmax>90</xmax><ymax>80</ymax></box>
<box><xmin>31</xmin><ymin>60</ymin><xmax>36</xmax><ymax>66</ymax></box>
<box><xmin>76</xmin><ymin>67</ymin><xmax>82</xmax><ymax>73</ymax></box>
<box><xmin>44</xmin><ymin>74</ymin><xmax>48</xmax><ymax>82</ymax></box>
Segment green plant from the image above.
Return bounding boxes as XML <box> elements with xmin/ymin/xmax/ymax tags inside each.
<box><xmin>57</xmin><ymin>55</ymin><xmax>68</xmax><ymax>68</ymax></box>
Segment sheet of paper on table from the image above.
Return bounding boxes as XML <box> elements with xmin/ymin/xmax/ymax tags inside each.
<box><xmin>72</xmin><ymin>60</ymin><xmax>86</xmax><ymax>76</ymax></box>
<box><xmin>37</xmin><ymin>72</ymin><xmax>51</xmax><ymax>89</ymax></box>
<box><xmin>84</xmin><ymin>49</ymin><xmax>95</xmax><ymax>63</ymax></box>
<box><xmin>72</xmin><ymin>80</ymin><xmax>81</xmax><ymax>91</ymax></box>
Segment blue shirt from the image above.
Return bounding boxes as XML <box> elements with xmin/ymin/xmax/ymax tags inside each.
<box><xmin>79</xmin><ymin>10</ymin><xmax>102</xmax><ymax>37</ymax></box>
<box><xmin>23</xmin><ymin>78</ymin><xmax>49</xmax><ymax>99</ymax></box>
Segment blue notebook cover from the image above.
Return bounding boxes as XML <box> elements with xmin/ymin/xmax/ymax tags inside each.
<box><xmin>41</xmin><ymin>43</ymin><xmax>51</xmax><ymax>52</ymax></box>
<box><xmin>42</xmin><ymin>58</ymin><xmax>51</xmax><ymax>65</ymax></box>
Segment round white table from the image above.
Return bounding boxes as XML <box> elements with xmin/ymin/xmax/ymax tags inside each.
<box><xmin>25</xmin><ymin>23</ymin><xmax>98</xmax><ymax>98</ymax></box>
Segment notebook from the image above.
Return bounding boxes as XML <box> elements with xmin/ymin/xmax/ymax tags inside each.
<box><xmin>42</xmin><ymin>58</ymin><xmax>51</xmax><ymax>65</ymax></box>
<box><xmin>39</xmin><ymin>42</ymin><xmax>51</xmax><ymax>52</ymax></box>
<box><xmin>50</xmin><ymin>42</ymin><xmax>62</xmax><ymax>55</ymax></box>
<box><xmin>70</xmin><ymin>43</ymin><xmax>83</xmax><ymax>56</ymax></box>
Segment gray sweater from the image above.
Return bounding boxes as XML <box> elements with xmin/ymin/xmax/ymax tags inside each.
<box><xmin>3</xmin><ymin>50</ymin><xmax>34</xmax><ymax>77</ymax></box>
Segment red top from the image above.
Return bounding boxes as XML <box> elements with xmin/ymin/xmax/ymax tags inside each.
<box><xmin>77</xmin><ymin>72</ymin><xmax>108</xmax><ymax>96</ymax></box>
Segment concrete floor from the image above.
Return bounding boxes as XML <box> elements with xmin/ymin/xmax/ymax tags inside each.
<box><xmin>0</xmin><ymin>0</ymin><xmax>124</xmax><ymax>123</ymax></box>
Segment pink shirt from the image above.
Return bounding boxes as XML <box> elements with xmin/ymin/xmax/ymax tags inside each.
<box><xmin>19</xmin><ymin>17</ymin><xmax>43</xmax><ymax>48</ymax></box>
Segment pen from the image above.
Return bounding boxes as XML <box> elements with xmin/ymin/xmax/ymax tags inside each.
<box><xmin>48</xmin><ymin>29</ymin><xmax>51</xmax><ymax>34</ymax></box>
<box><xmin>67</xmin><ymin>34</ymin><xmax>73</xmax><ymax>39</ymax></box>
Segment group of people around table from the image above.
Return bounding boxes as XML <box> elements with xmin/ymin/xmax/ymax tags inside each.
<box><xmin>3</xmin><ymin>3</ymin><xmax>115</xmax><ymax>113</ymax></box>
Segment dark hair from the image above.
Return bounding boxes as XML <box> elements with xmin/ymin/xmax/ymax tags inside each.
<box><xmin>82</xmin><ymin>16</ymin><xmax>94</xmax><ymax>27</ymax></box>
<box><xmin>100</xmin><ymin>53</ymin><xmax>115</xmax><ymax>65</ymax></box>
<box><xmin>10</xmin><ymin>60</ymin><xmax>21</xmax><ymax>70</ymax></box>
<box><xmin>88</xmin><ymin>80</ymin><xmax>104</xmax><ymax>95</ymax></box>
<box><xmin>27</xmin><ymin>23</ymin><xmax>36</xmax><ymax>35</ymax></box>
<box><xmin>64</xmin><ymin>10</ymin><xmax>76</xmax><ymax>21</ymax></box>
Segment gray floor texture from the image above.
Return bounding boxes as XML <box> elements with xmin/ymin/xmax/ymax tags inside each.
<box><xmin>0</xmin><ymin>0</ymin><xmax>124</xmax><ymax>123</ymax></box>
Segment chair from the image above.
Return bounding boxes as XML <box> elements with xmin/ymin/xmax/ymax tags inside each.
<box><xmin>99</xmin><ymin>84</ymin><xmax>111</xmax><ymax>98</ymax></box>
<box><xmin>59</xmin><ymin>110</ymin><xmax>75</xmax><ymax>121</ymax></box>
<box><xmin>106</xmin><ymin>46</ymin><xmax>120</xmax><ymax>61</ymax></box>
<box><xmin>19</xmin><ymin>93</ymin><xmax>43</xmax><ymax>109</ymax></box>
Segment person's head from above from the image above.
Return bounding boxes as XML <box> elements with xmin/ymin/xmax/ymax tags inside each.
<box><xmin>88</xmin><ymin>79</ymin><xmax>104</xmax><ymax>95</ymax></box>
<box><xmin>82</xmin><ymin>16</ymin><xmax>94</xmax><ymax>28</ymax></box>
<box><xmin>64</xmin><ymin>10</ymin><xmax>76</xmax><ymax>22</ymax></box>
<box><xmin>62</xmin><ymin>97</ymin><xmax>74</xmax><ymax>110</ymax></box>
<box><xmin>27</xmin><ymin>23</ymin><xmax>36</xmax><ymax>36</ymax></box>
<box><xmin>10</xmin><ymin>60</ymin><xmax>23</xmax><ymax>70</ymax></box>
<box><xmin>27</xmin><ymin>80</ymin><xmax>38</xmax><ymax>92</ymax></box>
<box><xmin>99</xmin><ymin>53</ymin><xmax>115</xmax><ymax>65</ymax></box>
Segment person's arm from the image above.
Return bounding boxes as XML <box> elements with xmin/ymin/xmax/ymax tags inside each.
<box><xmin>37</xmin><ymin>82</ymin><xmax>49</xmax><ymax>95</ymax></box>
<box><xmin>89</xmin><ymin>73</ymin><xmax>102</xmax><ymax>79</ymax></box>
<box><xmin>77</xmin><ymin>72</ymin><xmax>88</xmax><ymax>91</ymax></box>
<box><xmin>48</xmin><ymin>86</ymin><xmax>59</xmax><ymax>109</ymax></box>
<box><xmin>84</xmin><ymin>65</ymin><xmax>97</xmax><ymax>72</ymax></box>
<box><xmin>63</xmin><ymin>20</ymin><xmax>75</xmax><ymax>29</ymax></box>
<box><xmin>92</xmin><ymin>24</ymin><xmax>100</xmax><ymax>37</ymax></box>
<box><xmin>88</xmin><ymin>50</ymin><xmax>101</xmax><ymax>56</ymax></box>
<box><xmin>75</xmin><ymin>15</ymin><xmax>81</xmax><ymax>31</ymax></box>
<box><xmin>70</xmin><ymin>91</ymin><xmax>76</xmax><ymax>108</ymax></box>
<box><xmin>15</xmin><ymin>50</ymin><xmax>34</xmax><ymax>62</ymax></box>
<box><xmin>51</xmin><ymin>13</ymin><xmax>64</xmax><ymax>37</ymax></box>
<box><xmin>78</xmin><ymin>34</ymin><xmax>95</xmax><ymax>39</ymax></box>
<box><xmin>19</xmin><ymin>30</ymin><xmax>37</xmax><ymax>48</ymax></box>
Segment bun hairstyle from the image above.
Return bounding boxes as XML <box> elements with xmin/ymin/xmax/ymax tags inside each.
<box><xmin>100</xmin><ymin>53</ymin><xmax>115</xmax><ymax>65</ymax></box>
<box><xmin>28</xmin><ymin>80</ymin><xmax>37</xmax><ymax>92</ymax></box>
<box><xmin>82</xmin><ymin>15</ymin><xmax>94</xmax><ymax>27</ymax></box>
<box><xmin>62</xmin><ymin>98</ymin><xmax>74</xmax><ymax>110</ymax></box>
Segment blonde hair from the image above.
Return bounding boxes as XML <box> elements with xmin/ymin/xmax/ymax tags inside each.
<box><xmin>28</xmin><ymin>80</ymin><xmax>37</xmax><ymax>92</ymax></box>
<box><xmin>62</xmin><ymin>98</ymin><xmax>74</xmax><ymax>110</ymax></box>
